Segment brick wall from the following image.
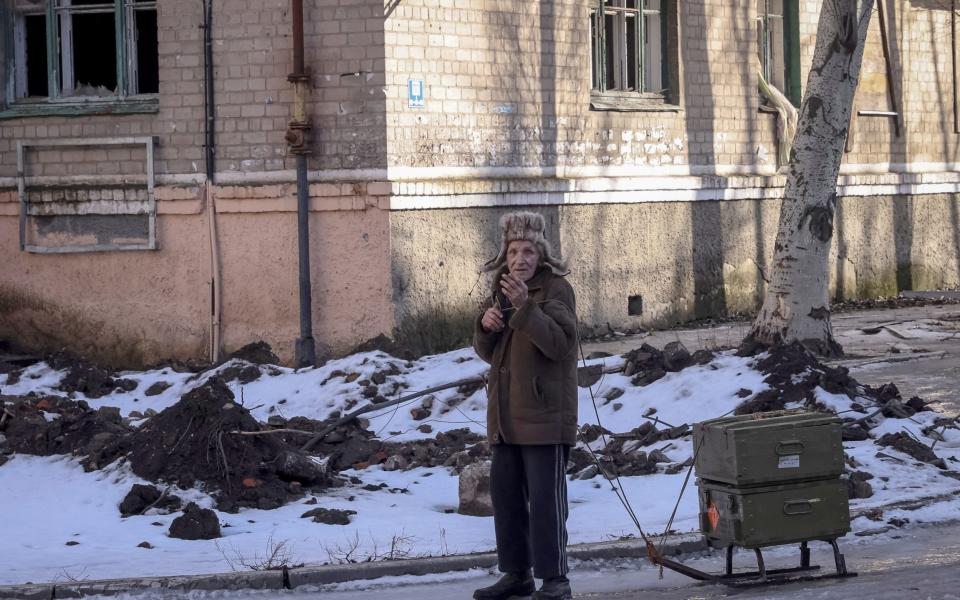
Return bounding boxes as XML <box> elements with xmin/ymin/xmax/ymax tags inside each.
<box><xmin>1</xmin><ymin>0</ymin><xmax>956</xmax><ymax>181</ymax></box>
<box><xmin>0</xmin><ymin>0</ymin><xmax>387</xmax><ymax>178</ymax></box>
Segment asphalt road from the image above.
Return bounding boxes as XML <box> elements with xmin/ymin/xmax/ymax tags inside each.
<box><xmin>311</xmin><ymin>521</ymin><xmax>960</xmax><ymax>599</ymax></box>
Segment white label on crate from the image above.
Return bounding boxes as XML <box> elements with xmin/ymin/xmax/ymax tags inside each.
<box><xmin>778</xmin><ymin>454</ymin><xmax>801</xmax><ymax>469</ymax></box>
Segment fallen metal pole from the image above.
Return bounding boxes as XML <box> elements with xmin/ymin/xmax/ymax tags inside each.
<box><xmin>301</xmin><ymin>375</ymin><xmax>486</xmax><ymax>452</ymax></box>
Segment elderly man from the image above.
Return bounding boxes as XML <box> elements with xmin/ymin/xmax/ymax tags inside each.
<box><xmin>472</xmin><ymin>211</ymin><xmax>578</xmax><ymax>600</ymax></box>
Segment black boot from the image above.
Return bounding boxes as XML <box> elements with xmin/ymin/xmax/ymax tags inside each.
<box><xmin>533</xmin><ymin>576</ymin><xmax>572</xmax><ymax>600</ymax></box>
<box><xmin>473</xmin><ymin>571</ymin><xmax>535</xmax><ymax>600</ymax></box>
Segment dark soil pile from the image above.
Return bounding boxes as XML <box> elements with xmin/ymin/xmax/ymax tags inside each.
<box><xmin>876</xmin><ymin>432</ymin><xmax>946</xmax><ymax>468</ymax></box>
<box><xmin>169</xmin><ymin>503</ymin><xmax>221</xmax><ymax>540</ymax></box>
<box><xmin>228</xmin><ymin>341</ymin><xmax>279</xmax><ymax>365</ymax></box>
<box><xmin>0</xmin><ymin>394</ymin><xmax>132</xmax><ymax>470</ymax></box>
<box><xmin>833</xmin><ymin>294</ymin><xmax>960</xmax><ymax>313</ymax></box>
<box><xmin>622</xmin><ymin>342</ymin><xmax>711</xmax><ymax>388</ymax></box>
<box><xmin>48</xmin><ymin>352</ymin><xmax>138</xmax><ymax>399</ymax></box>
<box><xmin>127</xmin><ymin>378</ymin><xmax>332</xmax><ymax>512</ymax></box>
<box><xmin>0</xmin><ymin>360</ymin><xmax>24</xmax><ymax>385</ymax></box>
<box><xmin>308</xmin><ymin>423</ymin><xmax>488</xmax><ymax>474</ymax></box>
<box><xmin>119</xmin><ymin>483</ymin><xmax>183</xmax><ymax>516</ymax></box>
<box><xmin>381</xmin><ymin>428</ymin><xmax>489</xmax><ymax>473</ymax></box>
<box><xmin>351</xmin><ymin>334</ymin><xmax>417</xmax><ymax>360</ymax></box>
<box><xmin>216</xmin><ymin>342</ymin><xmax>284</xmax><ymax>385</ymax></box>
<box><xmin>732</xmin><ymin>342</ymin><xmax>926</xmax><ymax>419</ymax></box>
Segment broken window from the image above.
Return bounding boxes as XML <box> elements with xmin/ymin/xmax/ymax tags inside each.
<box><xmin>756</xmin><ymin>0</ymin><xmax>800</xmax><ymax>105</ymax></box>
<box><xmin>8</xmin><ymin>0</ymin><xmax>158</xmax><ymax>102</ymax></box>
<box><xmin>590</xmin><ymin>0</ymin><xmax>669</xmax><ymax>100</ymax></box>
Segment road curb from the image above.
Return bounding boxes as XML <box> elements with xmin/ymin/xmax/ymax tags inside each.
<box><xmin>0</xmin><ymin>534</ymin><xmax>706</xmax><ymax>598</ymax></box>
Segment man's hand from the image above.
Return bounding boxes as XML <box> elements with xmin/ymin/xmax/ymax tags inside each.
<box><xmin>481</xmin><ymin>306</ymin><xmax>505</xmax><ymax>333</ymax></box>
<box><xmin>500</xmin><ymin>272</ymin><xmax>529</xmax><ymax>307</ymax></box>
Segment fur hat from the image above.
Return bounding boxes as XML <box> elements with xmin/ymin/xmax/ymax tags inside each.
<box><xmin>482</xmin><ymin>211</ymin><xmax>568</xmax><ymax>274</ymax></box>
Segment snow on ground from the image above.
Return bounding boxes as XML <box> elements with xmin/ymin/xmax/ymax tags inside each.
<box><xmin>1</xmin><ymin>346</ymin><xmax>959</xmax><ymax>586</ymax></box>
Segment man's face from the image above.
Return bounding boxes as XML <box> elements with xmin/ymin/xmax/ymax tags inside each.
<box><xmin>506</xmin><ymin>240</ymin><xmax>541</xmax><ymax>282</ymax></box>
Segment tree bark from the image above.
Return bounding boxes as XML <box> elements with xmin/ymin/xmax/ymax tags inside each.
<box><xmin>745</xmin><ymin>0</ymin><xmax>876</xmax><ymax>357</ymax></box>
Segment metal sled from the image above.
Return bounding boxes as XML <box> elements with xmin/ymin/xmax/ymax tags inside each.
<box><xmin>649</xmin><ymin>538</ymin><xmax>857</xmax><ymax>587</ymax></box>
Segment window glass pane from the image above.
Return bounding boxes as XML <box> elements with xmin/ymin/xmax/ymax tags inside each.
<box><xmin>643</xmin><ymin>11</ymin><xmax>661</xmax><ymax>92</ymax></box>
<box><xmin>755</xmin><ymin>13</ymin><xmax>764</xmax><ymax>76</ymax></box>
<box><xmin>768</xmin><ymin>0</ymin><xmax>783</xmax><ymax>18</ymax></box>
<box><xmin>590</xmin><ymin>12</ymin><xmax>601</xmax><ymax>90</ymax></box>
<box><xmin>69</xmin><ymin>11</ymin><xmax>117</xmax><ymax>94</ymax></box>
<box><xmin>768</xmin><ymin>16</ymin><xmax>785</xmax><ymax>91</ymax></box>
<box><xmin>646</xmin><ymin>0</ymin><xmax>661</xmax><ymax>12</ymax></box>
<box><xmin>25</xmin><ymin>14</ymin><xmax>49</xmax><ymax>96</ymax></box>
<box><xmin>626</xmin><ymin>14</ymin><xmax>637</xmax><ymax>91</ymax></box>
<box><xmin>134</xmin><ymin>8</ymin><xmax>159</xmax><ymax>93</ymax></box>
<box><xmin>604</xmin><ymin>12</ymin><xmax>616</xmax><ymax>91</ymax></box>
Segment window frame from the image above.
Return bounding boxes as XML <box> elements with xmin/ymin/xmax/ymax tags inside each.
<box><xmin>589</xmin><ymin>0</ymin><xmax>677</xmax><ymax>111</ymax></box>
<box><xmin>756</xmin><ymin>0</ymin><xmax>800</xmax><ymax>106</ymax></box>
<box><xmin>1</xmin><ymin>0</ymin><xmax>159</xmax><ymax>118</ymax></box>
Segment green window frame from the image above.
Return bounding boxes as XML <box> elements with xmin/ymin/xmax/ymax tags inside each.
<box><xmin>756</xmin><ymin>0</ymin><xmax>800</xmax><ymax>106</ymax></box>
<box><xmin>590</xmin><ymin>0</ymin><xmax>669</xmax><ymax>101</ymax></box>
<box><xmin>2</xmin><ymin>0</ymin><xmax>158</xmax><ymax>116</ymax></box>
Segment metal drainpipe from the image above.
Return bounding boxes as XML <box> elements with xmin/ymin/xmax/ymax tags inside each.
<box><xmin>287</xmin><ymin>0</ymin><xmax>316</xmax><ymax>367</ymax></box>
<box><xmin>203</xmin><ymin>0</ymin><xmax>222</xmax><ymax>363</ymax></box>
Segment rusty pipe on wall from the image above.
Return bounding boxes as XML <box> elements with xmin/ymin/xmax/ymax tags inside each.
<box><xmin>287</xmin><ymin>0</ymin><xmax>315</xmax><ymax>368</ymax></box>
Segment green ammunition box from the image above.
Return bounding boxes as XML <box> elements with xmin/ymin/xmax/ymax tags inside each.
<box><xmin>698</xmin><ymin>478</ymin><xmax>850</xmax><ymax>548</ymax></box>
<box><xmin>693</xmin><ymin>412</ymin><xmax>843</xmax><ymax>486</ymax></box>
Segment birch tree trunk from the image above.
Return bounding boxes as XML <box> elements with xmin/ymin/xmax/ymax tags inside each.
<box><xmin>744</xmin><ymin>0</ymin><xmax>875</xmax><ymax>357</ymax></box>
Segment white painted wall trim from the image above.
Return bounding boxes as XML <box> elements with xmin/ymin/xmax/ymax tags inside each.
<box><xmin>388</xmin><ymin>181</ymin><xmax>960</xmax><ymax>210</ymax></box>
<box><xmin>2</xmin><ymin>163</ymin><xmax>960</xmax><ymax>211</ymax></box>
<box><xmin>3</xmin><ymin>162</ymin><xmax>960</xmax><ymax>190</ymax></box>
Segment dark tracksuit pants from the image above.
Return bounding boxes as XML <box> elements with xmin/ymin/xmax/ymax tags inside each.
<box><xmin>490</xmin><ymin>443</ymin><xmax>571</xmax><ymax>579</ymax></box>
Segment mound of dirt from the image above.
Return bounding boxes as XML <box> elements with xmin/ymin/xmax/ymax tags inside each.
<box><xmin>169</xmin><ymin>502</ymin><xmax>221</xmax><ymax>540</ymax></box>
<box><xmin>228</xmin><ymin>341</ymin><xmax>279</xmax><ymax>365</ymax></box>
<box><xmin>833</xmin><ymin>294</ymin><xmax>960</xmax><ymax>313</ymax></box>
<box><xmin>877</xmin><ymin>432</ymin><xmax>946</xmax><ymax>468</ymax></box>
<box><xmin>351</xmin><ymin>334</ymin><xmax>416</xmax><ymax>360</ymax></box>
<box><xmin>127</xmin><ymin>378</ymin><xmax>331</xmax><ymax>511</ymax></box>
<box><xmin>119</xmin><ymin>483</ymin><xmax>182</xmax><ymax>517</ymax></box>
<box><xmin>48</xmin><ymin>352</ymin><xmax>138</xmax><ymax>399</ymax></box>
<box><xmin>621</xmin><ymin>342</ymin><xmax>709</xmax><ymax>388</ymax></box>
<box><xmin>0</xmin><ymin>394</ymin><xmax>132</xmax><ymax>470</ymax></box>
<box><xmin>733</xmin><ymin>342</ymin><xmax>858</xmax><ymax>415</ymax></box>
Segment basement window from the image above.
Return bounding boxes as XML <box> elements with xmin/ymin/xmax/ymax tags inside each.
<box><xmin>3</xmin><ymin>0</ymin><xmax>158</xmax><ymax>115</ymax></box>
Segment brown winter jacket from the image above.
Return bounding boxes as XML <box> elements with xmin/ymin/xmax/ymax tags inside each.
<box><xmin>473</xmin><ymin>267</ymin><xmax>579</xmax><ymax>446</ymax></box>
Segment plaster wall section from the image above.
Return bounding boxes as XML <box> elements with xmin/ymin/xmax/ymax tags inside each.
<box><xmin>388</xmin><ymin>207</ymin><xmax>562</xmax><ymax>353</ymax></box>
<box><xmin>831</xmin><ymin>192</ymin><xmax>960</xmax><ymax>298</ymax></box>
<box><xmin>391</xmin><ymin>193</ymin><xmax>960</xmax><ymax>345</ymax></box>
<box><xmin>0</xmin><ymin>211</ymin><xmax>210</xmax><ymax>368</ymax></box>
<box><xmin>0</xmin><ymin>182</ymin><xmax>395</xmax><ymax>367</ymax></box>
<box><xmin>215</xmin><ymin>203</ymin><xmax>394</xmax><ymax>363</ymax></box>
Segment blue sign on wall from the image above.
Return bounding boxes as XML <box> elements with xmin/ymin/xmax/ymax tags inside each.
<box><xmin>408</xmin><ymin>79</ymin><xmax>425</xmax><ymax>109</ymax></box>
